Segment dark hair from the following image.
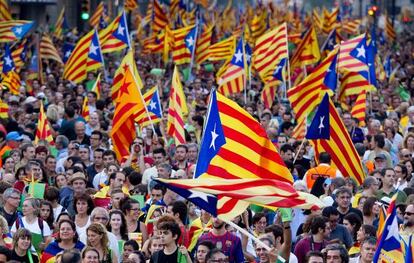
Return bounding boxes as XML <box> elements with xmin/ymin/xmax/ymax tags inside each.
<box><xmin>103</xmin><ymin>150</ymin><xmax>116</xmax><ymax>160</ymax></box>
<box><xmin>14</xmin><ymin>166</ymin><xmax>26</xmax><ymax>181</ymax></box>
<box><xmin>61</xmin><ymin>248</ymin><xmax>81</xmax><ymax>263</ymax></box>
<box><xmin>395</xmin><ymin>163</ymin><xmax>408</xmax><ymax>179</ymax></box>
<box><xmin>322</xmin><ymin>206</ymin><xmax>340</xmax><ymax>218</ymax></box>
<box><xmin>176</xmin><ymin>144</ymin><xmax>188</xmax><ymax>152</ymax></box>
<box><xmin>362</xmin><ymin>197</ymin><xmax>378</xmax><ymax>217</ymax></box>
<box><xmin>360</xmin><ymin>225</ymin><xmax>377</xmax><ymax>239</ymax></box>
<box><xmin>310</xmin><ymin>216</ymin><xmax>329</xmax><ymax>235</ymax></box>
<box><xmin>343</xmin><ymin>212</ymin><xmax>362</xmax><ymax>241</ymax></box>
<box><xmin>40</xmin><ymin>200</ymin><xmax>55</xmax><ymax>229</ymax></box>
<box><xmin>74</xmin><ymin>193</ymin><xmax>95</xmax><ymax>215</ymax></box>
<box><xmin>205</xmin><ymin>248</ymin><xmax>225</xmax><ymax>263</ymax></box>
<box><xmin>128</xmin><ymin>171</ymin><xmax>142</xmax><ymax>186</ymax></box>
<box><xmin>44</xmin><ymin>186</ymin><xmax>60</xmax><ymax>202</ymax></box>
<box><xmin>57</xmin><ymin>219</ymin><xmax>79</xmax><ymax>243</ymax></box>
<box><xmin>120</xmin><ymin>197</ymin><xmax>140</xmax><ymax>214</ymax></box>
<box><xmin>305</xmin><ymin>251</ymin><xmax>323</xmax><ymax>263</ymax></box>
<box><xmin>252</xmin><ymin>212</ymin><xmax>266</xmax><ymax>226</ymax></box>
<box><xmin>153</xmin><ymin>147</ymin><xmax>167</xmax><ymax>156</ymax></box>
<box><xmin>157</xmin><ymin>216</ymin><xmax>181</xmax><ymax>243</ymax></box>
<box><xmin>265</xmin><ymin>224</ymin><xmax>284</xmax><ymax>244</ymax></box>
<box><xmin>280</xmin><ymin>121</ymin><xmax>294</xmax><ymax>133</ymax></box>
<box><xmin>124</xmin><ymin>239</ymin><xmax>139</xmax><ymax>251</ymax></box>
<box><xmin>319</xmin><ymin>152</ymin><xmax>331</xmax><ymax>164</ymax></box>
<box><xmin>91</xmin><ymin>130</ymin><xmax>103</xmax><ymax>140</ymax></box>
<box><xmin>56</xmin><ymin>212</ymin><xmax>71</xmax><ymax>222</ymax></box>
<box><xmin>197</xmin><ymin>240</ymin><xmax>215</xmax><ymax>251</ymax></box>
<box><xmin>172</xmin><ymin>201</ymin><xmax>188</xmax><ymax>224</ymax></box>
<box><xmin>280</xmin><ymin>143</ymin><xmax>294</xmax><ymax>154</ymax></box>
<box><xmin>361</xmin><ymin>236</ymin><xmax>377</xmax><ymax>247</ymax></box>
<box><xmin>374</xmin><ymin>134</ymin><xmax>385</xmax><ymax>148</ymax></box>
<box><xmin>107</xmin><ymin>210</ymin><xmax>128</xmax><ymax>241</ymax></box>
<box><xmin>323</xmin><ymin>243</ymin><xmax>349</xmax><ymax>263</ymax></box>
<box><xmin>152</xmin><ymin>183</ymin><xmax>167</xmax><ymax>195</ymax></box>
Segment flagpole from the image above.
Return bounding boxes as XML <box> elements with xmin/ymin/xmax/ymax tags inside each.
<box><xmin>293</xmin><ymin>113</ymin><xmax>307</xmax><ymax>164</ymax></box>
<box><xmin>188</xmin><ymin>21</ymin><xmax>200</xmax><ymax>83</ymax></box>
<box><xmin>223</xmin><ymin>219</ymin><xmax>286</xmax><ymax>263</ymax></box>
<box><xmin>285</xmin><ymin>23</ymin><xmax>291</xmax><ymax>98</ymax></box>
<box><xmin>94</xmin><ymin>28</ymin><xmax>109</xmax><ymax>82</ymax></box>
<box><xmin>242</xmin><ymin>36</ymin><xmax>247</xmax><ymax>105</ymax></box>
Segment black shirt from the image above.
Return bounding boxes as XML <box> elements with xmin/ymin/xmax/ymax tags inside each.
<box><xmin>150</xmin><ymin>248</ymin><xmax>178</xmax><ymax>263</ymax></box>
<box><xmin>10</xmin><ymin>250</ymin><xmax>39</xmax><ymax>263</ymax></box>
<box><xmin>0</xmin><ymin>207</ymin><xmax>18</xmax><ymax>227</ymax></box>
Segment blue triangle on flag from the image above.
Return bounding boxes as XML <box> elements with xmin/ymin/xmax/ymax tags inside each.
<box><xmin>272</xmin><ymin>58</ymin><xmax>287</xmax><ymax>82</ymax></box>
<box><xmin>112</xmin><ymin>12</ymin><xmax>130</xmax><ymax>47</ymax></box>
<box><xmin>11</xmin><ymin>22</ymin><xmax>34</xmax><ymax>39</ymax></box>
<box><xmin>230</xmin><ymin>38</ymin><xmax>244</xmax><ymax>67</ymax></box>
<box><xmin>148</xmin><ymin>90</ymin><xmax>162</xmax><ymax>118</ymax></box>
<box><xmin>323</xmin><ymin>53</ymin><xmax>338</xmax><ymax>91</ymax></box>
<box><xmin>306</xmin><ymin>93</ymin><xmax>330</xmax><ymax>140</ymax></box>
<box><xmin>2</xmin><ymin>44</ymin><xmax>14</xmax><ymax>74</ymax></box>
<box><xmin>350</xmin><ymin>36</ymin><xmax>368</xmax><ymax>64</ymax></box>
<box><xmin>185</xmin><ymin>27</ymin><xmax>197</xmax><ymax>54</ymax></box>
<box><xmin>88</xmin><ymin>30</ymin><xmax>103</xmax><ymax>63</ymax></box>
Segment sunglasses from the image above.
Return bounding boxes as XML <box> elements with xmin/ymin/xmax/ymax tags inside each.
<box><xmin>405</xmin><ymin>212</ymin><xmax>414</xmax><ymax>216</ymax></box>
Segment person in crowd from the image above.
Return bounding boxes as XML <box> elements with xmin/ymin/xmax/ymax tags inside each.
<box><xmin>86</xmin><ymin>223</ymin><xmax>117</xmax><ymax>263</ymax></box>
<box><xmin>40</xmin><ymin>200</ymin><xmax>55</xmax><ymax>230</ymax></box>
<box><xmin>0</xmin><ymin>188</ymin><xmax>21</xmax><ymax>228</ymax></box>
<box><xmin>122</xmin><ymin>240</ymin><xmax>140</xmax><ymax>263</ymax></box>
<box><xmin>81</xmin><ymin>246</ymin><xmax>100</xmax><ymax>263</ymax></box>
<box><xmin>10</xmin><ymin>228</ymin><xmax>39</xmax><ymax>262</ymax></box>
<box><xmin>107</xmin><ymin>209</ymin><xmax>128</xmax><ymax>241</ymax></box>
<box><xmin>74</xmin><ymin>193</ymin><xmax>94</xmax><ymax>237</ymax></box>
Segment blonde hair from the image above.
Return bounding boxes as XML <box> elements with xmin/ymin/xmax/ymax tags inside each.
<box><xmin>86</xmin><ymin>223</ymin><xmax>109</xmax><ymax>255</ymax></box>
<box><xmin>12</xmin><ymin>228</ymin><xmax>32</xmax><ymax>250</ymax></box>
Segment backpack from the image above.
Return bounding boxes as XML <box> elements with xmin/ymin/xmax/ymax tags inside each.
<box><xmin>15</xmin><ymin>216</ymin><xmax>44</xmax><ymax>237</ymax></box>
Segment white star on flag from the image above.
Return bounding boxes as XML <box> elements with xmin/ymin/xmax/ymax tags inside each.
<box><xmin>356</xmin><ymin>45</ymin><xmax>366</xmax><ymax>58</ymax></box>
<box><xmin>274</xmin><ymin>65</ymin><xmax>282</xmax><ymax>74</ymax></box>
<box><xmin>188</xmin><ymin>190</ymin><xmax>214</xmax><ymax>202</ymax></box>
<box><xmin>234</xmin><ymin>49</ymin><xmax>243</xmax><ymax>63</ymax></box>
<box><xmin>14</xmin><ymin>27</ymin><xmax>22</xmax><ymax>35</ymax></box>
<box><xmin>149</xmin><ymin>100</ymin><xmax>156</xmax><ymax>110</ymax></box>
<box><xmin>385</xmin><ymin>216</ymin><xmax>400</xmax><ymax>241</ymax></box>
<box><xmin>318</xmin><ymin>116</ymin><xmax>325</xmax><ymax>134</ymax></box>
<box><xmin>210</xmin><ymin>123</ymin><xmax>219</xmax><ymax>150</ymax></box>
<box><xmin>65</xmin><ymin>51</ymin><xmax>72</xmax><ymax>58</ymax></box>
<box><xmin>246</xmin><ymin>53</ymin><xmax>251</xmax><ymax>63</ymax></box>
<box><xmin>117</xmin><ymin>25</ymin><xmax>125</xmax><ymax>36</ymax></box>
<box><xmin>4</xmin><ymin>56</ymin><xmax>12</xmax><ymax>67</ymax></box>
<box><xmin>89</xmin><ymin>43</ymin><xmax>98</xmax><ymax>55</ymax></box>
<box><xmin>186</xmin><ymin>36</ymin><xmax>194</xmax><ymax>47</ymax></box>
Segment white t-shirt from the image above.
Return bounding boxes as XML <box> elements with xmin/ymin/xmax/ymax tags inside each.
<box><xmin>53</xmin><ymin>205</ymin><xmax>65</xmax><ymax>222</ymax></box>
<box><xmin>11</xmin><ymin>216</ymin><xmax>52</xmax><ymax>237</ymax></box>
<box><xmin>76</xmin><ymin>216</ymin><xmax>91</xmax><ymax>238</ymax></box>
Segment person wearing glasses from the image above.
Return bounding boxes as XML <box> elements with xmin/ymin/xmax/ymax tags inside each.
<box><xmin>0</xmin><ymin>188</ymin><xmax>21</xmax><ymax>228</ymax></box>
<box><xmin>401</xmin><ymin>204</ymin><xmax>414</xmax><ymax>238</ymax></box>
<box><xmin>205</xmin><ymin>248</ymin><xmax>228</xmax><ymax>263</ymax></box>
<box><xmin>322</xmin><ymin>243</ymin><xmax>349</xmax><ymax>263</ymax></box>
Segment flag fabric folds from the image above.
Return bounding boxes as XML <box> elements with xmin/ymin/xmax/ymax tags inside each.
<box><xmin>385</xmin><ymin>15</ymin><xmax>396</xmax><ymax>42</ymax></box>
<box><xmin>63</xmin><ymin>29</ymin><xmax>103</xmax><ymax>83</ymax></box>
<box><xmin>195</xmin><ymin>90</ymin><xmax>292</xmax><ymax>183</ymax></box>
<box><xmin>35</xmin><ymin>101</ymin><xmax>54</xmax><ymax>145</ymax></box>
<box><xmin>207</xmin><ymin>36</ymin><xmax>235</xmax><ymax>61</ymax></box>
<box><xmin>2</xmin><ymin>44</ymin><xmax>14</xmax><ymax>73</ymax></box>
<box><xmin>217</xmin><ymin>38</ymin><xmax>246</xmax><ymax>96</ymax></box>
<box><xmin>155</xmin><ymin>178</ymin><xmax>322</xmax><ymax>220</ymax></box>
<box><xmin>373</xmin><ymin>194</ymin><xmax>404</xmax><ymax>262</ymax></box>
<box><xmin>290</xmin><ymin>26</ymin><xmax>320</xmax><ymax>70</ymax></box>
<box><xmin>253</xmin><ymin>23</ymin><xmax>288</xmax><ymax>81</ymax></box>
<box><xmin>152</xmin><ymin>0</ymin><xmax>168</xmax><ymax>33</ymax></box>
<box><xmin>54</xmin><ymin>8</ymin><xmax>66</xmax><ymax>40</ymax></box>
<box><xmin>89</xmin><ymin>2</ymin><xmax>107</xmax><ymax>28</ymax></box>
<box><xmin>306</xmin><ymin>94</ymin><xmax>330</xmax><ymax>140</ymax></box>
<box><xmin>287</xmin><ymin>49</ymin><xmax>338</xmax><ymax>124</ymax></box>
<box><xmin>1</xmin><ymin>70</ymin><xmax>20</xmax><ymax>95</ymax></box>
<box><xmin>40</xmin><ymin>35</ymin><xmax>63</xmax><ymax>64</ymax></box>
<box><xmin>62</xmin><ymin>43</ymin><xmax>74</xmax><ymax>64</ymax></box>
<box><xmin>322</xmin><ymin>7</ymin><xmax>339</xmax><ymax>34</ymax></box>
<box><xmin>351</xmin><ymin>90</ymin><xmax>367</xmax><ymax>126</ymax></box>
<box><xmin>171</xmin><ymin>25</ymin><xmax>196</xmax><ymax>65</ymax></box>
<box><xmin>0</xmin><ymin>99</ymin><xmax>8</xmax><ymax>118</ymax></box>
<box><xmin>135</xmin><ymin>86</ymin><xmax>162</xmax><ymax>128</ymax></box>
<box><xmin>0</xmin><ymin>0</ymin><xmax>11</xmax><ymax>21</ymax></box>
<box><xmin>111</xmin><ymin>65</ymin><xmax>146</xmax><ymax>161</ymax></box>
<box><xmin>0</xmin><ymin>20</ymin><xmax>33</xmax><ymax>42</ymax></box>
<box><xmin>338</xmin><ymin>33</ymin><xmax>369</xmax><ymax>73</ymax></box>
<box><xmin>195</xmin><ymin>25</ymin><xmax>213</xmax><ymax>64</ymax></box>
<box><xmin>167</xmin><ymin>66</ymin><xmax>188</xmax><ymax>145</ymax></box>
<box><xmin>307</xmin><ymin>93</ymin><xmax>365</xmax><ymax>185</ymax></box>
<box><xmin>99</xmin><ymin>11</ymin><xmax>131</xmax><ymax>53</ymax></box>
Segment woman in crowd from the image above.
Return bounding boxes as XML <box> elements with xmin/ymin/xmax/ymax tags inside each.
<box><xmin>41</xmin><ymin>219</ymin><xmax>85</xmax><ymax>263</ymax></box>
<box><xmin>120</xmin><ymin>198</ymin><xmax>148</xmax><ymax>243</ymax></box>
<box><xmin>362</xmin><ymin>197</ymin><xmax>380</xmax><ymax>227</ymax></box>
<box><xmin>86</xmin><ymin>223</ymin><xmax>117</xmax><ymax>263</ymax></box>
<box><xmin>81</xmin><ymin>246</ymin><xmax>100</xmax><ymax>263</ymax></box>
<box><xmin>10</xmin><ymin>228</ymin><xmax>39</xmax><ymax>262</ymax></box>
<box><xmin>349</xmin><ymin>224</ymin><xmax>377</xmax><ymax>258</ymax></box>
<box><xmin>343</xmin><ymin>212</ymin><xmax>362</xmax><ymax>242</ymax></box>
<box><xmin>74</xmin><ymin>193</ymin><xmax>94</xmax><ymax>237</ymax></box>
<box><xmin>40</xmin><ymin>200</ymin><xmax>55</xmax><ymax>230</ymax></box>
<box><xmin>107</xmin><ymin>210</ymin><xmax>128</xmax><ymax>241</ymax></box>
<box><xmin>54</xmin><ymin>174</ymin><xmax>68</xmax><ymax>189</ymax></box>
<box><xmin>11</xmin><ymin>198</ymin><xmax>52</xmax><ymax>252</ymax></box>
<box><xmin>142</xmin><ymin>236</ymin><xmax>163</xmax><ymax>259</ymax></box>
<box><xmin>122</xmin><ymin>240</ymin><xmax>139</xmax><ymax>263</ymax></box>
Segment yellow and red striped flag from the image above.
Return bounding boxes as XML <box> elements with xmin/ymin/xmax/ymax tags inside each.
<box><xmin>385</xmin><ymin>15</ymin><xmax>396</xmax><ymax>42</ymax></box>
<box><xmin>124</xmin><ymin>0</ymin><xmax>138</xmax><ymax>11</ymax></box>
<box><xmin>167</xmin><ymin>66</ymin><xmax>188</xmax><ymax>145</ymax></box>
<box><xmin>92</xmin><ymin>73</ymin><xmax>101</xmax><ymax>100</ymax></box>
<box><xmin>307</xmin><ymin>93</ymin><xmax>365</xmax><ymax>185</ymax></box>
<box><xmin>195</xmin><ymin>25</ymin><xmax>213</xmax><ymax>64</ymax></box>
<box><xmin>81</xmin><ymin>96</ymin><xmax>90</xmax><ymax>122</ymax></box>
<box><xmin>253</xmin><ymin>23</ymin><xmax>288</xmax><ymax>81</ymax></box>
<box><xmin>338</xmin><ymin>33</ymin><xmax>369</xmax><ymax>73</ymax></box>
<box><xmin>40</xmin><ymin>35</ymin><xmax>63</xmax><ymax>64</ymax></box>
<box><xmin>217</xmin><ymin>38</ymin><xmax>246</xmax><ymax>96</ymax></box>
<box><xmin>260</xmin><ymin>83</ymin><xmax>278</xmax><ymax>110</ymax></box>
<box><xmin>171</xmin><ymin>25</ymin><xmax>195</xmax><ymax>65</ymax></box>
<box><xmin>111</xmin><ymin>65</ymin><xmax>146</xmax><ymax>161</ymax></box>
<box><xmin>292</xmin><ymin>117</ymin><xmax>306</xmax><ymax>141</ymax></box>
<box><xmin>111</xmin><ymin>50</ymin><xmax>143</xmax><ymax>101</ymax></box>
<box><xmin>89</xmin><ymin>2</ymin><xmax>106</xmax><ymax>28</ymax></box>
<box><xmin>54</xmin><ymin>7</ymin><xmax>65</xmax><ymax>40</ymax></box>
<box><xmin>1</xmin><ymin>70</ymin><xmax>20</xmax><ymax>95</ymax></box>
<box><xmin>63</xmin><ymin>29</ymin><xmax>103</xmax><ymax>83</ymax></box>
<box><xmin>251</xmin><ymin>10</ymin><xmax>267</xmax><ymax>40</ymax></box>
<box><xmin>290</xmin><ymin>26</ymin><xmax>320</xmax><ymax>71</ymax></box>
<box><xmin>0</xmin><ymin>99</ymin><xmax>8</xmax><ymax>118</ymax></box>
<box><xmin>0</xmin><ymin>20</ymin><xmax>34</xmax><ymax>43</ymax></box>
<box><xmin>35</xmin><ymin>101</ymin><xmax>54</xmax><ymax>146</ymax></box>
<box><xmin>287</xmin><ymin>49</ymin><xmax>338</xmax><ymax>124</ymax></box>
<box><xmin>322</xmin><ymin>7</ymin><xmax>339</xmax><ymax>34</ymax></box>
<box><xmin>339</xmin><ymin>70</ymin><xmax>375</xmax><ymax>98</ymax></box>
<box><xmin>188</xmin><ymin>217</ymin><xmax>212</xmax><ymax>252</ymax></box>
<box><xmin>0</xmin><ymin>0</ymin><xmax>11</xmax><ymax>21</ymax></box>
<box><xmin>341</xmin><ymin>19</ymin><xmax>361</xmax><ymax>35</ymax></box>
<box><xmin>152</xmin><ymin>0</ymin><xmax>168</xmax><ymax>33</ymax></box>
<box><xmin>312</xmin><ymin>9</ymin><xmax>323</xmax><ymax>31</ymax></box>
<box><xmin>208</xmin><ymin>36</ymin><xmax>236</xmax><ymax>61</ymax></box>
<box><xmin>134</xmin><ymin>86</ymin><xmax>162</xmax><ymax>128</ymax></box>
<box><xmin>0</xmin><ymin>39</ymin><xmax>26</xmax><ymax>72</ymax></box>
<box><xmin>99</xmin><ymin>11</ymin><xmax>130</xmax><ymax>53</ymax></box>
<box><xmin>350</xmin><ymin>89</ymin><xmax>367</xmax><ymax>126</ymax></box>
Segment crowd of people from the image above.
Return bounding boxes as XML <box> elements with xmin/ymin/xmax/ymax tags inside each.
<box><xmin>0</xmin><ymin>2</ymin><xmax>413</xmax><ymax>263</ymax></box>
